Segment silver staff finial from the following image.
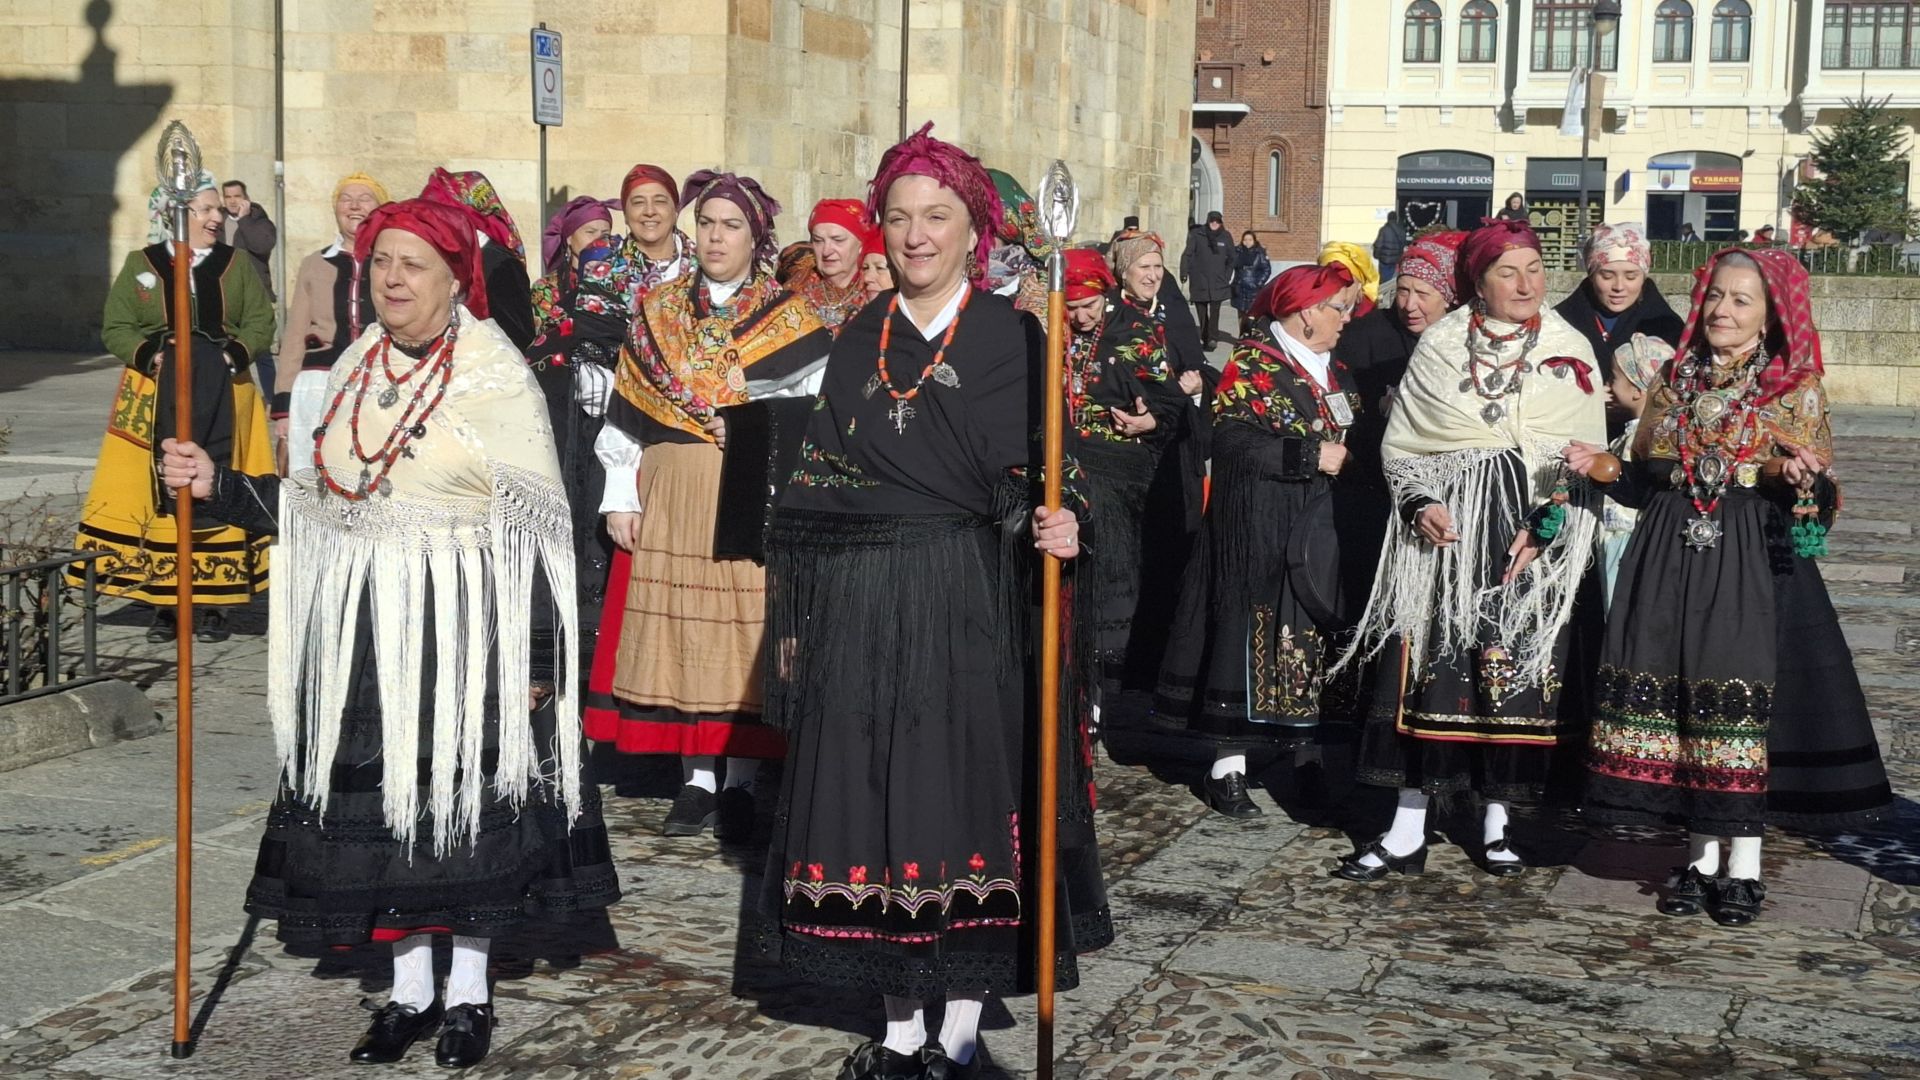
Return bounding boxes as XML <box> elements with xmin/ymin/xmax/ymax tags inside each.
<box><xmin>1036</xmin><ymin>160</ymin><xmax>1078</xmax><ymax>249</ymax></box>
<box><xmin>153</xmin><ymin>121</ymin><xmax>202</xmax><ymax>246</ymax></box>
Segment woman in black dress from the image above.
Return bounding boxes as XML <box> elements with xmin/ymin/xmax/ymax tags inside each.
<box><xmin>1567</xmin><ymin>248</ymin><xmax>1891</xmax><ymax>925</ymax></box>
<box><xmin>757</xmin><ymin>123</ymin><xmax>1110</xmax><ymax>1079</ymax></box>
<box><xmin>1153</xmin><ymin>264</ymin><xmax>1368</xmax><ymax>818</ymax></box>
<box><xmin>161</xmin><ymin>199</ymin><xmax>617</xmax><ymax>1069</ymax></box>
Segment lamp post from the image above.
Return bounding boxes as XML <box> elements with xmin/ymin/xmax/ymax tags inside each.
<box><xmin>1578</xmin><ymin>0</ymin><xmax>1622</xmax><ymax>244</ymax></box>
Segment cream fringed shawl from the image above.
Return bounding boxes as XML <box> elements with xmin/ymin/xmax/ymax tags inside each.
<box><xmin>1339</xmin><ymin>304</ymin><xmax>1607</xmax><ymax>692</ymax></box>
<box><xmin>269</xmin><ymin>306</ymin><xmax>581</xmax><ymax>856</ymax></box>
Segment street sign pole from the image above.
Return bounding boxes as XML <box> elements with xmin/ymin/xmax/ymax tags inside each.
<box><xmin>531</xmin><ymin>23</ymin><xmax>564</xmax><ymax>274</ymax></box>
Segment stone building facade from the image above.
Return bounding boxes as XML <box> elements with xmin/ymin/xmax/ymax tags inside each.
<box><xmin>1</xmin><ymin>0</ymin><xmax>1195</xmax><ymax>350</ymax></box>
<box><xmin>1189</xmin><ymin>0</ymin><xmax>1331</xmax><ymax>263</ymax></box>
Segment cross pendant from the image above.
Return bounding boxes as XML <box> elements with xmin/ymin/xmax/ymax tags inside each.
<box><xmin>888</xmin><ymin>399</ymin><xmax>916</xmax><ymax>433</ymax></box>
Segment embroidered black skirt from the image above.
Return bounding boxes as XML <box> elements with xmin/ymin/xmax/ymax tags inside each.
<box><xmin>1075</xmin><ymin>435</ymin><xmax>1158</xmax><ymax>675</ymax></box>
<box><xmin>757</xmin><ymin>509</ymin><xmax>1112</xmax><ymax>998</ymax></box>
<box><xmin>245</xmin><ymin>597</ymin><xmax>620</xmax><ymax>948</ymax></box>
<box><xmin>1584</xmin><ymin>483</ymin><xmax>1891</xmax><ymax>836</ymax></box>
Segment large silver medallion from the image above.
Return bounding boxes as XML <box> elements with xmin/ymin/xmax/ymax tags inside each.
<box><xmin>1482</xmin><ymin>370</ymin><xmax>1506</xmax><ymax>394</ymax></box>
<box><xmin>1682</xmin><ymin>514</ymin><xmax>1723</xmax><ymax>551</ymax></box>
<box><xmin>1692</xmin><ymin>392</ymin><xmax>1728</xmax><ymax>426</ymax></box>
<box><xmin>1696</xmin><ymin>452</ymin><xmax>1728</xmax><ymax>487</ymax></box>
<box><xmin>1480</xmin><ymin>401</ymin><xmax>1506</xmax><ymax>424</ymax></box>
<box><xmin>1735</xmin><ymin>462</ymin><xmax>1760</xmax><ymax>488</ymax></box>
<box><xmin>378</xmin><ymin>386</ymin><xmax>400</xmax><ymax>409</ymax></box>
<box><xmin>930</xmin><ymin>362</ymin><xmax>961</xmax><ymax>389</ymax></box>
<box><xmin>1326</xmin><ymin>391</ymin><xmax>1356</xmax><ymax>429</ymax></box>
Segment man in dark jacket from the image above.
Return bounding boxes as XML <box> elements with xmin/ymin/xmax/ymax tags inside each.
<box><xmin>1180</xmin><ymin>210</ymin><xmax>1235</xmax><ymax>349</ymax></box>
<box><xmin>222</xmin><ymin>180</ymin><xmax>278</xmax><ymax>299</ymax></box>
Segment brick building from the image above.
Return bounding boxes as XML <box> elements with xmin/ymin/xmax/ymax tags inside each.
<box><xmin>1190</xmin><ymin>0</ymin><xmax>1331</xmax><ymax>263</ymax></box>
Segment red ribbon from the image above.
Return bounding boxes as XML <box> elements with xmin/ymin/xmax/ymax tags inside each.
<box><xmin>1542</xmin><ymin>355</ymin><xmax>1595</xmax><ymax>395</ymax></box>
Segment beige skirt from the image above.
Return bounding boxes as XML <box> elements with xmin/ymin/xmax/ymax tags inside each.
<box><xmin>611</xmin><ymin>440</ymin><xmax>766</xmax><ymax>718</ymax></box>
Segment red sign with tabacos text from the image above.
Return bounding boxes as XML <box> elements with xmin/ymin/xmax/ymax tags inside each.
<box><xmin>1691</xmin><ymin>169</ymin><xmax>1742</xmax><ymax>191</ymax></box>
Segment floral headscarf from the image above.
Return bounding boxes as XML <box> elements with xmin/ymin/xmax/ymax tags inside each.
<box><xmin>1109</xmin><ymin>231</ymin><xmax>1166</xmax><ymax>279</ymax></box>
<box><xmin>1583</xmin><ymin>221</ymin><xmax>1651</xmax><ymax>272</ymax></box>
<box><xmin>1395</xmin><ymin>230</ymin><xmax>1468</xmax><ymax>308</ymax></box>
<box><xmin>681</xmin><ymin>169</ymin><xmax>783</xmax><ymax>267</ymax></box>
<box><xmin>420</xmin><ymin>168</ymin><xmax>526</xmax><ymax>262</ymax></box>
<box><xmin>146</xmin><ymin>169</ymin><xmax>216</xmax><ymax>244</ymax></box>
<box><xmin>987</xmin><ymin>168</ymin><xmax>1053</xmax><ymax>262</ymax></box>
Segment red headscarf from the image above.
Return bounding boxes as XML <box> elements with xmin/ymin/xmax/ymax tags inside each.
<box><xmin>808</xmin><ymin>198</ymin><xmax>868</xmax><ymax>237</ymax></box>
<box><xmin>1395</xmin><ymin>229</ymin><xmax>1468</xmax><ymax>308</ymax></box>
<box><xmin>418</xmin><ymin>168</ymin><xmax>524</xmax><ymax>262</ymax></box>
<box><xmin>1064</xmin><ymin>247</ymin><xmax>1115</xmax><ymax>301</ymax></box>
<box><xmin>356</xmin><ymin>198</ymin><xmax>488</xmax><ymax>321</ymax></box>
<box><xmin>1252</xmin><ymin>262</ymin><xmax>1353</xmax><ymax>321</ymax></box>
<box><xmin>859</xmin><ymin>225</ymin><xmax>887</xmax><ymax>262</ymax></box>
<box><xmin>620</xmin><ymin>164</ymin><xmax>679</xmax><ymax>207</ymax></box>
<box><xmin>1675</xmin><ymin>246</ymin><xmax>1823</xmax><ymax>405</ymax></box>
<box><xmin>1457</xmin><ymin>218</ymin><xmax>1541</xmax><ymax>302</ymax></box>
<box><xmin>866</xmin><ymin>122</ymin><xmax>1004</xmax><ymax>284</ymax></box>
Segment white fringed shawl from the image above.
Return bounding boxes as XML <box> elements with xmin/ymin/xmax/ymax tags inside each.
<box><xmin>1339</xmin><ymin>304</ymin><xmax>1607</xmax><ymax>692</ymax></box>
<box><xmin>268</xmin><ymin>306</ymin><xmax>580</xmax><ymax>856</ymax></box>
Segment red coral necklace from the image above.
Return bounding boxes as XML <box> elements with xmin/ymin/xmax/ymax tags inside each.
<box><xmin>863</xmin><ymin>289</ymin><xmax>970</xmax><ymax>433</ymax></box>
<box><xmin>312</xmin><ymin>322</ymin><xmax>459</xmax><ymax>500</ymax></box>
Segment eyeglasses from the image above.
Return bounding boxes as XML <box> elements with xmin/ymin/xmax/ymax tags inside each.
<box><xmin>1319</xmin><ymin>299</ymin><xmax>1356</xmax><ymax>315</ymax></box>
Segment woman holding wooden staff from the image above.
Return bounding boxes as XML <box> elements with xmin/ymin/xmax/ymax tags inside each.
<box><xmin>754</xmin><ymin>124</ymin><xmax>1110</xmax><ymax>1079</ymax></box>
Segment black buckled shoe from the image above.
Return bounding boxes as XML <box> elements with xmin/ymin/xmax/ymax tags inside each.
<box><xmin>1658</xmin><ymin>866</ymin><xmax>1712</xmax><ymax>917</ymax></box>
<box><xmin>194</xmin><ymin>607</ymin><xmax>231</xmax><ymax>643</ymax></box>
<box><xmin>349</xmin><ymin>998</ymin><xmax>442</xmax><ymax>1065</ymax></box>
<box><xmin>1708</xmin><ymin>876</ymin><xmax>1766</xmax><ymax>927</ymax></box>
<box><xmin>1478</xmin><ymin>831</ymin><xmax>1527</xmax><ymax>878</ymax></box>
<box><xmin>1333</xmin><ymin>838</ymin><xmax>1429</xmax><ymax>882</ymax></box>
<box><xmin>146</xmin><ymin>606</ymin><xmax>177</xmax><ymax>644</ymax></box>
<box><xmin>661</xmin><ymin>784</ymin><xmax>718</xmax><ymax>837</ymax></box>
<box><xmin>714</xmin><ymin>785</ymin><xmax>756</xmax><ymax>843</ymax></box>
<box><xmin>919</xmin><ymin>1039</ymin><xmax>988</xmax><ymax>1079</ymax></box>
<box><xmin>1202</xmin><ymin>772</ymin><xmax>1262</xmax><ymax>819</ymax></box>
<box><xmin>834</xmin><ymin>1040</ymin><xmax>924</xmax><ymax>1080</ymax></box>
<box><xmin>433</xmin><ymin>1002</ymin><xmax>494</xmax><ymax>1069</ymax></box>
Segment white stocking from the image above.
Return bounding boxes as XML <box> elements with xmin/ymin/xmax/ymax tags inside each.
<box><xmin>1209</xmin><ymin>753</ymin><xmax>1248</xmax><ymax>780</ymax></box>
<box><xmin>1727</xmin><ymin>835</ymin><xmax>1763</xmax><ymax>881</ymax></box>
<box><xmin>389</xmin><ymin>934</ymin><xmax>434</xmax><ymax>1011</ymax></box>
<box><xmin>1483</xmin><ymin>800</ymin><xmax>1519</xmax><ymax>863</ymax></box>
<box><xmin>723</xmin><ymin>757</ymin><xmax>760</xmax><ymax>790</ymax></box>
<box><xmin>1687</xmin><ymin>833</ymin><xmax>1723</xmax><ymax>876</ymax></box>
<box><xmin>445</xmin><ymin>935</ymin><xmax>490</xmax><ymax>1008</ymax></box>
<box><xmin>881</xmin><ymin>994</ymin><xmax>926</xmax><ymax>1055</ymax></box>
<box><xmin>682</xmin><ymin>755</ymin><xmax>718</xmax><ymax>793</ymax></box>
<box><xmin>937</xmin><ymin>994</ymin><xmax>985</xmax><ymax>1065</ymax></box>
<box><xmin>1358</xmin><ymin>789</ymin><xmax>1429</xmax><ymax>868</ymax></box>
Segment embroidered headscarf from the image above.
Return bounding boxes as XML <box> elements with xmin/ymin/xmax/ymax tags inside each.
<box><xmin>146</xmin><ymin>169</ymin><xmax>216</xmax><ymax>244</ymax></box>
<box><xmin>680</xmin><ymin>169</ymin><xmax>783</xmax><ymax>267</ymax></box>
<box><xmin>1614</xmin><ymin>332</ymin><xmax>1672</xmax><ymax>393</ymax></box>
<box><xmin>1109</xmin><ymin>232</ymin><xmax>1166</xmax><ymax>278</ymax></box>
<box><xmin>540</xmin><ymin>195</ymin><xmax>615</xmax><ymax>271</ymax></box>
<box><xmin>1396</xmin><ymin>229</ymin><xmax>1468</xmax><ymax>308</ymax></box>
<box><xmin>1583</xmin><ymin>221</ymin><xmax>1651</xmax><ymax>272</ymax></box>
<box><xmin>1064</xmin><ymin>247</ymin><xmax>1115</xmax><ymax>301</ymax></box>
<box><xmin>866</xmin><ymin>122</ymin><xmax>1003</xmax><ymax>284</ymax></box>
<box><xmin>987</xmin><ymin>168</ymin><xmax>1053</xmax><ymax>262</ymax></box>
<box><xmin>332</xmin><ymin>171</ymin><xmax>390</xmax><ymax>207</ymax></box>
<box><xmin>1254</xmin><ymin>262</ymin><xmax>1355</xmax><ymax>320</ymax></box>
<box><xmin>620</xmin><ymin>163</ymin><xmax>679</xmax><ymax>207</ymax></box>
<box><xmin>1675</xmin><ymin>246</ymin><xmax>1823</xmax><ymax>406</ymax></box>
<box><xmin>1458</xmin><ymin>218</ymin><xmax>1542</xmax><ymax>302</ymax></box>
<box><xmin>1318</xmin><ymin>241</ymin><xmax>1379</xmax><ymax>302</ymax></box>
<box><xmin>807</xmin><ymin>198</ymin><xmax>868</xmax><ymax>237</ymax></box>
<box><xmin>420</xmin><ymin>168</ymin><xmax>525</xmax><ymax>262</ymax></box>
<box><xmin>776</xmin><ymin>240</ymin><xmax>817</xmax><ymax>286</ymax></box>
<box><xmin>356</xmin><ymin>198</ymin><xmax>488</xmax><ymax>321</ymax></box>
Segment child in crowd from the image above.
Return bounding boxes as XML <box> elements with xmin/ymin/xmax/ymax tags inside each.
<box><xmin>1598</xmin><ymin>333</ymin><xmax>1673</xmax><ymax>610</ymax></box>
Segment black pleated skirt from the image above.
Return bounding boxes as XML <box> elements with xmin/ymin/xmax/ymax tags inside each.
<box><xmin>1075</xmin><ymin>436</ymin><xmax>1158</xmax><ymax>673</ymax></box>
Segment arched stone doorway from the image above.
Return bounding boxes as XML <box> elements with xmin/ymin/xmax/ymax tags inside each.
<box><xmin>1191</xmin><ymin>135</ymin><xmax>1223</xmax><ymax>226</ymax></box>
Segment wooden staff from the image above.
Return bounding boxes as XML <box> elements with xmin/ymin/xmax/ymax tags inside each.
<box><xmin>1033</xmin><ymin>160</ymin><xmax>1077</xmax><ymax>1080</ymax></box>
<box><xmin>158</xmin><ymin>121</ymin><xmax>201</xmax><ymax>1061</ymax></box>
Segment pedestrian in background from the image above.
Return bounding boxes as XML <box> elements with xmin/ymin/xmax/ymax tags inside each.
<box><xmin>1496</xmin><ymin>192</ymin><xmax>1529</xmax><ymax>223</ymax></box>
<box><xmin>1372</xmin><ymin>210</ymin><xmax>1409</xmax><ymax>283</ymax></box>
<box><xmin>1230</xmin><ymin>229</ymin><xmax>1270</xmax><ymax>337</ymax></box>
<box><xmin>222</xmin><ymin>179</ymin><xmax>277</xmax><ymax>297</ymax></box>
<box><xmin>1181</xmin><ymin>209</ymin><xmax>1234</xmax><ymax>349</ymax></box>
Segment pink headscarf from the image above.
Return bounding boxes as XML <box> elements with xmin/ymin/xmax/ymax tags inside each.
<box><xmin>1458</xmin><ymin>218</ymin><xmax>1542</xmax><ymax>302</ymax></box>
<box><xmin>865</xmin><ymin>122</ymin><xmax>1004</xmax><ymax>283</ymax></box>
<box><xmin>540</xmin><ymin>195</ymin><xmax>615</xmax><ymax>271</ymax></box>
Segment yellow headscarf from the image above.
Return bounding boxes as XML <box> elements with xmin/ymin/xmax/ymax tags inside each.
<box><xmin>1318</xmin><ymin>241</ymin><xmax>1379</xmax><ymax>302</ymax></box>
<box><xmin>332</xmin><ymin>171</ymin><xmax>391</xmax><ymax>206</ymax></box>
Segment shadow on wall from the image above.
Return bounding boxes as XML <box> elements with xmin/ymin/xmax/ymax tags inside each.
<box><xmin>0</xmin><ymin>0</ymin><xmax>172</xmax><ymax>351</ymax></box>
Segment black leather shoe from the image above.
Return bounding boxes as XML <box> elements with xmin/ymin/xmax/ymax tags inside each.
<box><xmin>919</xmin><ymin>1039</ymin><xmax>988</xmax><ymax>1079</ymax></box>
<box><xmin>661</xmin><ymin>784</ymin><xmax>718</xmax><ymax>837</ymax></box>
<box><xmin>1333</xmin><ymin>838</ymin><xmax>1429</xmax><ymax>882</ymax></box>
<box><xmin>146</xmin><ymin>607</ymin><xmax>177</xmax><ymax>644</ymax></box>
<box><xmin>194</xmin><ymin>607</ymin><xmax>231</xmax><ymax>643</ymax></box>
<box><xmin>1478</xmin><ymin>831</ymin><xmax>1527</xmax><ymax>878</ymax></box>
<box><xmin>714</xmin><ymin>785</ymin><xmax>756</xmax><ymax>843</ymax></box>
<box><xmin>433</xmin><ymin>1003</ymin><xmax>494</xmax><ymax>1069</ymax></box>
<box><xmin>1202</xmin><ymin>772</ymin><xmax>1262</xmax><ymax>819</ymax></box>
<box><xmin>349</xmin><ymin>998</ymin><xmax>442</xmax><ymax>1064</ymax></box>
<box><xmin>834</xmin><ymin>1040</ymin><xmax>923</xmax><ymax>1080</ymax></box>
<box><xmin>1708</xmin><ymin>876</ymin><xmax>1766</xmax><ymax>927</ymax></box>
<box><xmin>1658</xmin><ymin>866</ymin><xmax>1711</xmax><ymax>917</ymax></box>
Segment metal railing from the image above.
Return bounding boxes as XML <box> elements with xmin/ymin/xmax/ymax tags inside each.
<box><xmin>0</xmin><ymin>548</ymin><xmax>104</xmax><ymax>705</ymax></box>
<box><xmin>1648</xmin><ymin>239</ymin><xmax>1920</xmax><ymax>275</ymax></box>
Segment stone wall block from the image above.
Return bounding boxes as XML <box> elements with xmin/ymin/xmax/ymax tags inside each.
<box><xmin>803</xmin><ymin>8</ymin><xmax>872</xmax><ymax>61</ymax></box>
<box><xmin>1824</xmin><ymin>299</ymin><xmax>1875</xmax><ymax>332</ymax></box>
<box><xmin>1824</xmin><ymin>365</ymin><xmax>1900</xmax><ymax>406</ymax></box>
<box><xmin>1901</xmin><ymin>369</ymin><xmax>1920</xmax><ymax>406</ymax></box>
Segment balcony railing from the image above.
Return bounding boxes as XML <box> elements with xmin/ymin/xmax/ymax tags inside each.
<box><xmin>1823</xmin><ymin>44</ymin><xmax>1920</xmax><ymax>69</ymax></box>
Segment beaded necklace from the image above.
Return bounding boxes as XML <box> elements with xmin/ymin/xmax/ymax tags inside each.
<box><xmin>862</xmin><ymin>289</ymin><xmax>970</xmax><ymax>433</ymax></box>
<box><xmin>1668</xmin><ymin>343</ymin><xmax>1766</xmax><ymax>550</ymax></box>
<box><xmin>1462</xmin><ymin>308</ymin><xmax>1542</xmax><ymax>424</ymax></box>
<box><xmin>312</xmin><ymin>322</ymin><xmax>459</xmax><ymax>500</ymax></box>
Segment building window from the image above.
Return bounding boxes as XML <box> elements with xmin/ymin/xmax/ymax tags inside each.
<box><xmin>1825</xmin><ymin>2</ymin><xmax>1920</xmax><ymax>68</ymax></box>
<box><xmin>1711</xmin><ymin>1</ymin><xmax>1752</xmax><ymax>60</ymax></box>
<box><xmin>1653</xmin><ymin>1</ymin><xmax>1694</xmax><ymax>63</ymax></box>
<box><xmin>1461</xmin><ymin>0</ymin><xmax>1500</xmax><ymax>63</ymax></box>
<box><xmin>1533</xmin><ymin>0</ymin><xmax>1619</xmax><ymax>71</ymax></box>
<box><xmin>1201</xmin><ymin>0</ymin><xmax>1217</xmax><ymax>17</ymax></box>
<box><xmin>1266</xmin><ymin>147</ymin><xmax>1286</xmax><ymax>222</ymax></box>
<box><xmin>1405</xmin><ymin>1</ymin><xmax>1443</xmax><ymax>63</ymax></box>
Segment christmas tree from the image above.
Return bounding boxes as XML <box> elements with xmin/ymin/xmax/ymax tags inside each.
<box><xmin>1792</xmin><ymin>96</ymin><xmax>1920</xmax><ymax>244</ymax></box>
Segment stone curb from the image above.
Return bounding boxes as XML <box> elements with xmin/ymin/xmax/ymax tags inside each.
<box><xmin>0</xmin><ymin>678</ymin><xmax>158</xmax><ymax>775</ymax></box>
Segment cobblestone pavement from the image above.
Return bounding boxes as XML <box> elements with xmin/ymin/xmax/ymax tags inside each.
<box><xmin>0</xmin><ymin>413</ymin><xmax>1914</xmax><ymax>1079</ymax></box>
